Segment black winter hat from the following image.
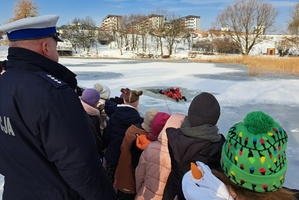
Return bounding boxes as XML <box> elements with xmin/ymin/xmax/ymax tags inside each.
<box><xmin>187</xmin><ymin>92</ymin><xmax>220</xmax><ymax>127</ymax></box>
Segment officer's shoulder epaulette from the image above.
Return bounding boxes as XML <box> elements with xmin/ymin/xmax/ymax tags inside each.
<box><xmin>36</xmin><ymin>71</ymin><xmax>68</xmax><ymax>89</ymax></box>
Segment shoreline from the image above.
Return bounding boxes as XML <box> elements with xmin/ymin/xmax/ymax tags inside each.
<box><xmin>60</xmin><ymin>54</ymin><xmax>299</xmax><ymax>76</ymax></box>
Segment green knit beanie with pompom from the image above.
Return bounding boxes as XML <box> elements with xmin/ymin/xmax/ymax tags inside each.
<box><xmin>221</xmin><ymin>111</ymin><xmax>288</xmax><ymax>192</ymax></box>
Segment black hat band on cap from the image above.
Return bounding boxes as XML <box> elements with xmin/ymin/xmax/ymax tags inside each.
<box><xmin>8</xmin><ymin>27</ymin><xmax>62</xmax><ymax>42</ymax></box>
<box><xmin>49</xmin><ymin>32</ymin><xmax>63</xmax><ymax>42</ymax></box>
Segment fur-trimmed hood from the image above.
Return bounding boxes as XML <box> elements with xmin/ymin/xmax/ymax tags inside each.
<box><xmin>81</xmin><ymin>99</ymin><xmax>100</xmax><ymax>116</ymax></box>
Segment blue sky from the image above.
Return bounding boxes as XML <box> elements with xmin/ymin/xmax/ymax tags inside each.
<box><xmin>0</xmin><ymin>0</ymin><xmax>297</xmax><ymax>32</ymax></box>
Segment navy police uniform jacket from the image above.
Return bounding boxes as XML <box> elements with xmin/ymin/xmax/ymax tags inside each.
<box><xmin>0</xmin><ymin>47</ymin><xmax>116</xmax><ymax>200</ymax></box>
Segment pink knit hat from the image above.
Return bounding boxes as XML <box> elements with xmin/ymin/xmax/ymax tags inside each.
<box><xmin>147</xmin><ymin>112</ymin><xmax>170</xmax><ymax>141</ymax></box>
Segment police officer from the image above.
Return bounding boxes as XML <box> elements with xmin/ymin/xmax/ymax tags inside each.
<box><xmin>0</xmin><ymin>15</ymin><xmax>116</xmax><ymax>200</ymax></box>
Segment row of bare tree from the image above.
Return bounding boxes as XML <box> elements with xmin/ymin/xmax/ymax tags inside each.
<box><xmin>2</xmin><ymin>0</ymin><xmax>299</xmax><ymax>56</ymax></box>
<box><xmin>59</xmin><ymin>17</ymin><xmax>98</xmax><ymax>54</ymax></box>
<box><xmin>58</xmin><ymin>12</ymin><xmax>191</xmax><ymax>56</ymax></box>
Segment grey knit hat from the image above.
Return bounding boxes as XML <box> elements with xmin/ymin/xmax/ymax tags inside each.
<box><xmin>141</xmin><ymin>108</ymin><xmax>159</xmax><ymax>132</ymax></box>
<box><xmin>187</xmin><ymin>92</ymin><xmax>220</xmax><ymax>127</ymax></box>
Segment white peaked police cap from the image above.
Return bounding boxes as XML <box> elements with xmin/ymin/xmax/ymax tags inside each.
<box><xmin>0</xmin><ymin>14</ymin><xmax>63</xmax><ymax>42</ymax></box>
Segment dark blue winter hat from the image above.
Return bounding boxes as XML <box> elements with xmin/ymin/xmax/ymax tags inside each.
<box><xmin>81</xmin><ymin>88</ymin><xmax>100</xmax><ymax>106</ymax></box>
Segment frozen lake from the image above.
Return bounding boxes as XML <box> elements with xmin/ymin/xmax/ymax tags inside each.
<box><xmin>72</xmin><ymin>59</ymin><xmax>299</xmax><ymax>190</ymax></box>
<box><xmin>1</xmin><ymin>58</ymin><xmax>298</xmax><ymax>198</ymax></box>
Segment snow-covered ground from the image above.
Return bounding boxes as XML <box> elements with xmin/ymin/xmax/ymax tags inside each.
<box><xmin>0</xmin><ymin>45</ymin><xmax>299</xmax><ymax>198</ymax></box>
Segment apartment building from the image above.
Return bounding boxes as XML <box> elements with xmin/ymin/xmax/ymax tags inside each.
<box><xmin>101</xmin><ymin>14</ymin><xmax>122</xmax><ymax>32</ymax></box>
<box><xmin>147</xmin><ymin>14</ymin><xmax>164</xmax><ymax>30</ymax></box>
<box><xmin>100</xmin><ymin>14</ymin><xmax>200</xmax><ymax>32</ymax></box>
<box><xmin>101</xmin><ymin>14</ymin><xmax>165</xmax><ymax>33</ymax></box>
<box><xmin>183</xmin><ymin>15</ymin><xmax>200</xmax><ymax>30</ymax></box>
<box><xmin>136</xmin><ymin>14</ymin><xmax>164</xmax><ymax>31</ymax></box>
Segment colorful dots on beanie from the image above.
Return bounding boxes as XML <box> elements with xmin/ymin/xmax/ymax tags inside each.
<box><xmin>221</xmin><ymin>111</ymin><xmax>288</xmax><ymax>192</ymax></box>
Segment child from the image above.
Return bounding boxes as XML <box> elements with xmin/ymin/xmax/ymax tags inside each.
<box><xmin>163</xmin><ymin>92</ymin><xmax>226</xmax><ymax>200</ymax></box>
<box><xmin>182</xmin><ymin>111</ymin><xmax>298</xmax><ymax>200</ymax></box>
<box><xmin>105</xmin><ymin>87</ymin><xmax>130</xmax><ymax>116</ymax></box>
<box><xmin>135</xmin><ymin>113</ymin><xmax>185</xmax><ymax>200</ymax></box>
<box><xmin>81</xmin><ymin>88</ymin><xmax>104</xmax><ymax>157</ymax></box>
<box><xmin>114</xmin><ymin>108</ymin><xmax>159</xmax><ymax>200</ymax></box>
<box><xmin>103</xmin><ymin>90</ymin><xmax>143</xmax><ymax>185</ymax></box>
<box><xmin>93</xmin><ymin>83</ymin><xmax>111</xmax><ymax>136</ymax></box>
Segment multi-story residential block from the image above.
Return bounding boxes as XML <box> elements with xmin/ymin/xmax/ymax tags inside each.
<box><xmin>148</xmin><ymin>14</ymin><xmax>164</xmax><ymax>30</ymax></box>
<box><xmin>131</xmin><ymin>14</ymin><xmax>164</xmax><ymax>32</ymax></box>
<box><xmin>183</xmin><ymin>15</ymin><xmax>200</xmax><ymax>30</ymax></box>
<box><xmin>100</xmin><ymin>14</ymin><xmax>199</xmax><ymax>33</ymax></box>
<box><xmin>138</xmin><ymin>16</ymin><xmax>149</xmax><ymax>32</ymax></box>
<box><xmin>101</xmin><ymin>14</ymin><xmax>122</xmax><ymax>32</ymax></box>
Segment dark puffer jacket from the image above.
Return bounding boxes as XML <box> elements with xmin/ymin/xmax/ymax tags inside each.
<box><xmin>103</xmin><ymin>104</ymin><xmax>143</xmax><ymax>166</ymax></box>
<box><xmin>163</xmin><ymin>127</ymin><xmax>226</xmax><ymax>200</ymax></box>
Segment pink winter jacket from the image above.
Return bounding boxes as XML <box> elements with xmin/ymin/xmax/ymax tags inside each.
<box><xmin>135</xmin><ymin>113</ymin><xmax>185</xmax><ymax>200</ymax></box>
